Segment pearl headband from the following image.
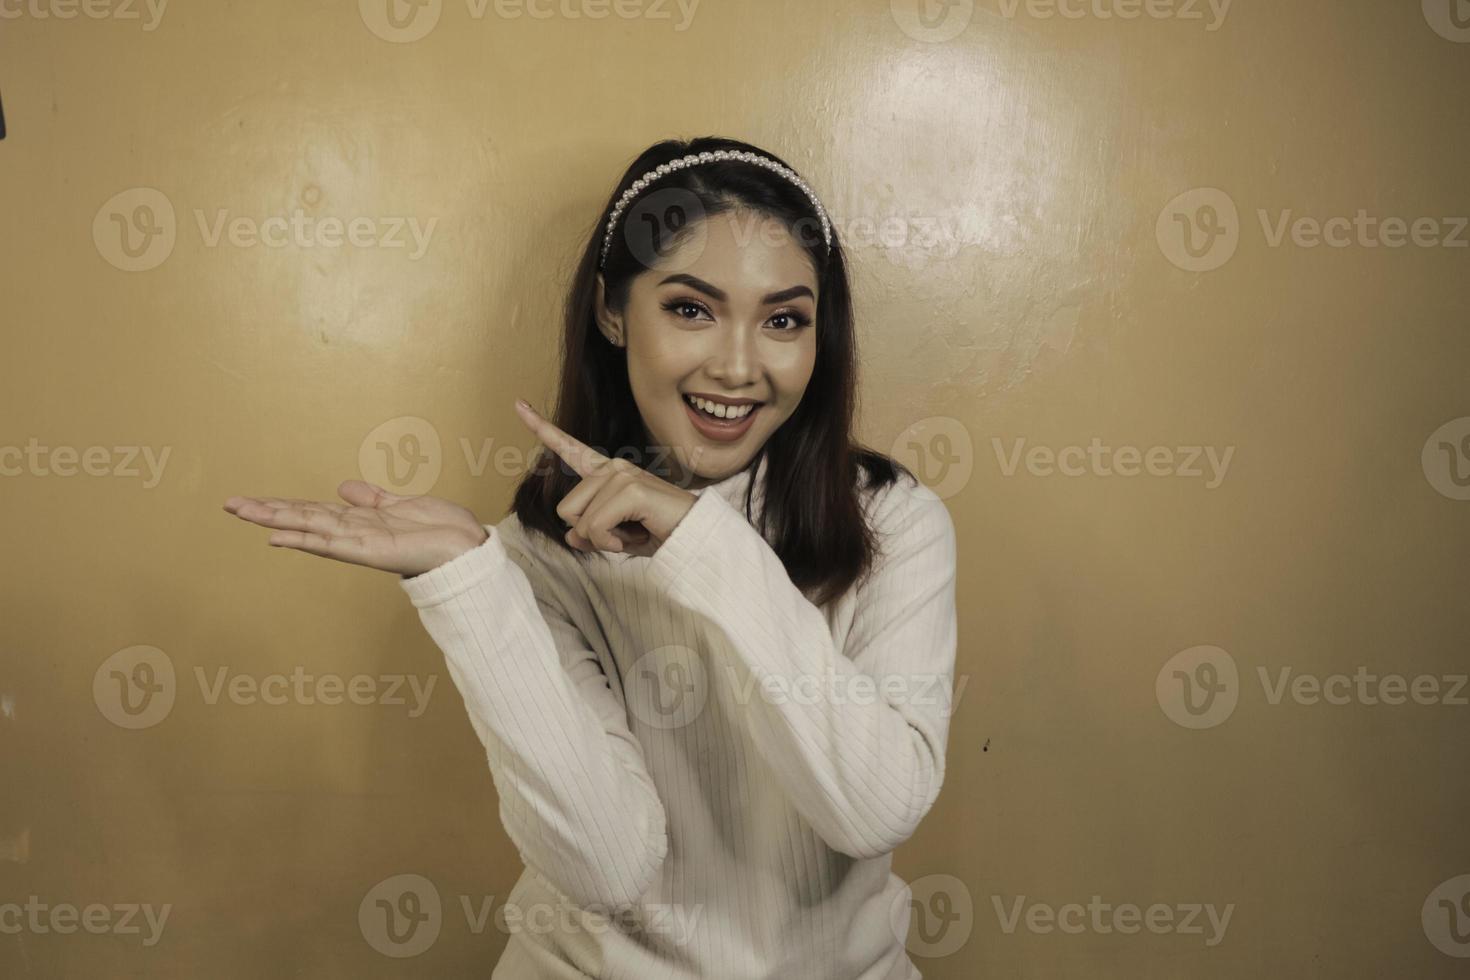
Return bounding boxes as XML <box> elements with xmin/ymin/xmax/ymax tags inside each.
<box><xmin>598</xmin><ymin>149</ymin><xmax>833</xmax><ymax>268</ymax></box>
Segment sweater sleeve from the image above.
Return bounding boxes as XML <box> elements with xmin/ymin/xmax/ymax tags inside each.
<box><xmin>399</xmin><ymin>523</ymin><xmax>668</xmax><ymax>910</ymax></box>
<box><xmin>646</xmin><ymin>476</ymin><xmax>958</xmax><ymax>860</ymax></box>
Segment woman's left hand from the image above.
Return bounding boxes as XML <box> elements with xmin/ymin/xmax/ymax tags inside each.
<box><xmin>515</xmin><ymin>399</ymin><xmax>697</xmax><ymax>558</ymax></box>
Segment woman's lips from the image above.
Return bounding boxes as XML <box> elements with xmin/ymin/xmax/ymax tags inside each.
<box><xmin>683</xmin><ymin>396</ymin><xmax>760</xmax><ymax>443</ymax></box>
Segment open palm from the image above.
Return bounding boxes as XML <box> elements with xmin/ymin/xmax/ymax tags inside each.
<box><xmin>223</xmin><ymin>479</ymin><xmax>488</xmax><ymax>578</ymax></box>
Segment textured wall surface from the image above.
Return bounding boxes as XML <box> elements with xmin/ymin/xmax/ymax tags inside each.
<box><xmin>1</xmin><ymin>1</ymin><xmax>1467</xmax><ymax>976</ymax></box>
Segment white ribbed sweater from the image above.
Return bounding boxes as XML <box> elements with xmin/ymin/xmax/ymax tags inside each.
<box><xmin>399</xmin><ymin>453</ymin><xmax>958</xmax><ymax>979</ymax></box>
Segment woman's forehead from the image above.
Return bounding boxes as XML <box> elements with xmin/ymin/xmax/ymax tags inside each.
<box><xmin>640</xmin><ymin>213</ymin><xmax>819</xmax><ymax>300</ymax></box>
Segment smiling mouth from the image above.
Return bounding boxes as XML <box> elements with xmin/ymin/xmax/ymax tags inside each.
<box><xmin>681</xmin><ymin>393</ymin><xmax>763</xmax><ymax>422</ymax></box>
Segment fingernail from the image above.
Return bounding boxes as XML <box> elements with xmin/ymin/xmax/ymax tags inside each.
<box><xmin>515</xmin><ymin>398</ymin><xmax>531</xmax><ymax>412</ymax></box>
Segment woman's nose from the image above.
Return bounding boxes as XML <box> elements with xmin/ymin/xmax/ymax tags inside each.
<box><xmin>705</xmin><ymin>325</ymin><xmax>760</xmax><ymax>387</ymax></box>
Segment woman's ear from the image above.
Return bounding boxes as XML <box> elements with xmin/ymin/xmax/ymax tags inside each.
<box><xmin>593</xmin><ymin>273</ymin><xmax>625</xmax><ymax>348</ymax></box>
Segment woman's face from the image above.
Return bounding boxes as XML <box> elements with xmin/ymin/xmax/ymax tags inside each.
<box><xmin>596</xmin><ymin>207</ymin><xmax>819</xmax><ymax>490</ymax></box>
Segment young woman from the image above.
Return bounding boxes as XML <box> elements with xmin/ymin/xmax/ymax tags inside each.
<box><xmin>223</xmin><ymin>136</ymin><xmax>958</xmax><ymax>979</ymax></box>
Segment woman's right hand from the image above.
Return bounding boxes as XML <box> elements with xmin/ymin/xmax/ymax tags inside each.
<box><xmin>222</xmin><ymin>480</ymin><xmax>489</xmax><ymax>578</ymax></box>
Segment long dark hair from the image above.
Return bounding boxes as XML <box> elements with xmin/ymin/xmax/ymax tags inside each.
<box><xmin>509</xmin><ymin>135</ymin><xmax>913</xmax><ymax>609</ymax></box>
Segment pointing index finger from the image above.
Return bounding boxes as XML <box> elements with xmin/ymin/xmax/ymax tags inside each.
<box><xmin>515</xmin><ymin>400</ymin><xmax>608</xmax><ymax>478</ymax></box>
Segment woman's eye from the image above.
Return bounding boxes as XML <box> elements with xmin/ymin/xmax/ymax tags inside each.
<box><xmin>663</xmin><ymin>300</ymin><xmax>709</xmax><ymax>320</ymax></box>
<box><xmin>769</xmin><ymin>312</ymin><xmax>810</xmax><ymax>331</ymax></box>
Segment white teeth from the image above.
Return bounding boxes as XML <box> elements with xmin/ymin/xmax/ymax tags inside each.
<box><xmin>685</xmin><ymin>394</ymin><xmax>755</xmax><ymax>420</ymax></box>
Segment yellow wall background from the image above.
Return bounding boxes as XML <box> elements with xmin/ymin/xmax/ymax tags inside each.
<box><xmin>2</xmin><ymin>1</ymin><xmax>1467</xmax><ymax>976</ymax></box>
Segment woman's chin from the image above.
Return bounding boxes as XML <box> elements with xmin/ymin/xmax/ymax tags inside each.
<box><xmin>682</xmin><ymin>454</ymin><xmax>762</xmax><ymax>490</ymax></box>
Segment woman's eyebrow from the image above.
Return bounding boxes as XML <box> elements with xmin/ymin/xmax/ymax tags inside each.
<box><xmin>657</xmin><ymin>274</ymin><xmax>815</xmax><ymax>305</ymax></box>
<box><xmin>760</xmin><ymin>285</ymin><xmax>815</xmax><ymax>304</ymax></box>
